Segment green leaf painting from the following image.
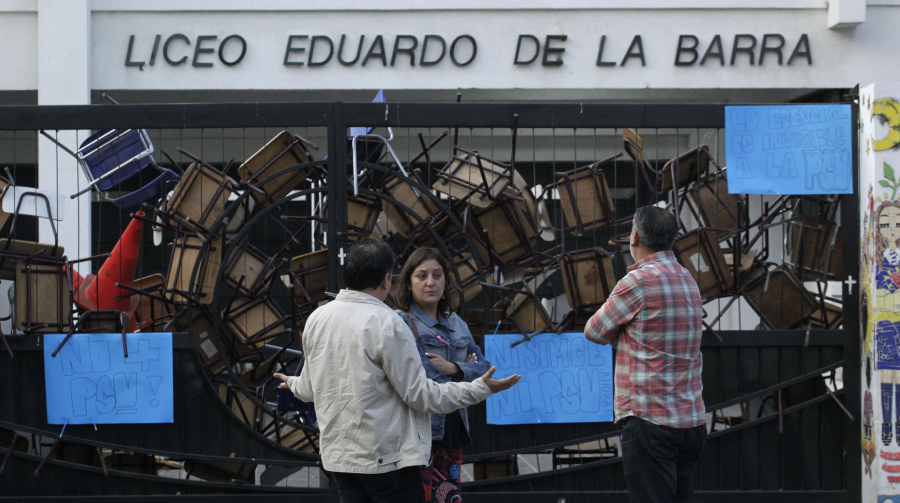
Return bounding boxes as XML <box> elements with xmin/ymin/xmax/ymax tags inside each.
<box><xmin>883</xmin><ymin>162</ymin><xmax>900</xmax><ymax>200</ymax></box>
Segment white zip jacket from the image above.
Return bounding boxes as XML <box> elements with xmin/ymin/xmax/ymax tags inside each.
<box><xmin>286</xmin><ymin>289</ymin><xmax>493</xmax><ymax>474</ymax></box>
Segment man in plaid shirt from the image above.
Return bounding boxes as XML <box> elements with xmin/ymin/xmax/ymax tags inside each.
<box><xmin>585</xmin><ymin>206</ymin><xmax>706</xmax><ymax>503</ymax></box>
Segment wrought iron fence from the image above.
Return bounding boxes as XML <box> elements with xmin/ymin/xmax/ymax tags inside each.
<box><xmin>0</xmin><ymin>100</ymin><xmax>859</xmax><ymax>502</ymax></box>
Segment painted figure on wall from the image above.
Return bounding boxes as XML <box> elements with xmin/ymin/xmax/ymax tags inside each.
<box><xmin>874</xmin><ymin>200</ymin><xmax>900</xmax><ymax>446</ymax></box>
<box><xmin>867</xmin><ymin>389</ymin><xmax>877</xmax><ymax>477</ymax></box>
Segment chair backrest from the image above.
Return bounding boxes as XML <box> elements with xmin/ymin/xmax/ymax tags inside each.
<box><xmin>111</xmin><ymin>169</ymin><xmax>181</xmax><ymax>213</ymax></box>
<box><xmin>506</xmin><ymin>290</ymin><xmax>551</xmax><ymax>334</ymax></box>
<box><xmin>290</xmin><ymin>249</ymin><xmax>330</xmax><ymax>305</ymax></box>
<box><xmin>165</xmin><ymin>163</ymin><xmax>235</xmax><ymax>233</ymax></box>
<box><xmin>674</xmin><ymin>228</ymin><xmax>733</xmax><ymax>301</ymax></box>
<box><xmin>78</xmin><ymin>129</ymin><xmax>154</xmax><ymax>190</ymax></box>
<box><xmin>433</xmin><ymin>149</ymin><xmax>514</xmax><ymax>208</ymax></box>
<box><xmin>552</xmin><ymin>158</ymin><xmax>618</xmax><ymax>235</ymax></box>
<box><xmin>2</xmin><ymin>186</ymin><xmax>65</xmax><ymax>221</ymax></box>
<box><xmin>560</xmin><ymin>248</ymin><xmax>618</xmax><ymax>310</ymax></box>
<box><xmin>467</xmin><ymin>200</ymin><xmax>538</xmax><ymax>268</ymax></box>
<box><xmin>237</xmin><ymin>131</ymin><xmax>316</xmax><ymax>208</ymax></box>
<box><xmin>659</xmin><ymin>145</ymin><xmax>711</xmax><ymax>192</ymax></box>
<box><xmin>166</xmin><ymin>235</ymin><xmax>221</xmax><ymax>305</ymax></box>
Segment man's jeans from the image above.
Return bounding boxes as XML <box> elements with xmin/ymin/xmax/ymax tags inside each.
<box><xmin>332</xmin><ymin>466</ymin><xmax>425</xmax><ymax>503</ymax></box>
<box><xmin>621</xmin><ymin>416</ymin><xmax>707</xmax><ymax>503</ymax></box>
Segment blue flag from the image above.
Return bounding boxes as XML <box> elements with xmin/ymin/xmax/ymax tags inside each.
<box><xmin>44</xmin><ymin>333</ymin><xmax>174</xmax><ymax>425</ymax></box>
<box><xmin>484</xmin><ymin>332</ymin><xmax>614</xmax><ymax>425</ymax></box>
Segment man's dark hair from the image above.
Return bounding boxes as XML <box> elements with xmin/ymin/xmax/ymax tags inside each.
<box><xmin>632</xmin><ymin>206</ymin><xmax>679</xmax><ymax>252</ymax></box>
<box><xmin>344</xmin><ymin>238</ymin><xmax>395</xmax><ymax>290</ymax></box>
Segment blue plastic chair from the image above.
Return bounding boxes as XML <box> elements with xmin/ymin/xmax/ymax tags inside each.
<box><xmin>77</xmin><ymin>129</ymin><xmax>155</xmax><ymax>192</ymax></box>
<box><xmin>109</xmin><ymin>169</ymin><xmax>181</xmax><ymax>212</ymax></box>
<box><xmin>349</xmin><ymin>90</ymin><xmax>409</xmax><ymax>196</ymax></box>
<box><xmin>39</xmin><ymin>128</ymin><xmax>180</xmax><ymax>211</ymax></box>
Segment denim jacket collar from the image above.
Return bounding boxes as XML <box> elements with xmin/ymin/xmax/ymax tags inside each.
<box><xmin>408</xmin><ymin>301</ymin><xmax>455</xmax><ymax>332</ymax></box>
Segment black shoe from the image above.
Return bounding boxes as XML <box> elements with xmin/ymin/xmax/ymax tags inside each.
<box><xmin>884</xmin><ymin>423</ymin><xmax>893</xmax><ymax>446</ymax></box>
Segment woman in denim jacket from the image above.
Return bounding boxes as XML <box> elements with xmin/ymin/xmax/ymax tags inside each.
<box><xmin>395</xmin><ymin>247</ymin><xmax>491</xmax><ymax>503</ymax></box>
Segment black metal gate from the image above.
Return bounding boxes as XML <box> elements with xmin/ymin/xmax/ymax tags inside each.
<box><xmin>0</xmin><ymin>99</ymin><xmax>859</xmax><ymax>502</ymax></box>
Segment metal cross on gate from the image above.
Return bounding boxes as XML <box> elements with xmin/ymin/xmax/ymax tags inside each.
<box><xmin>338</xmin><ymin>247</ymin><xmax>346</xmax><ymax>266</ymax></box>
<box><xmin>845</xmin><ymin>275</ymin><xmax>857</xmax><ymax>294</ymax></box>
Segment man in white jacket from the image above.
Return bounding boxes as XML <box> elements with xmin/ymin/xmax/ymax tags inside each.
<box><xmin>275</xmin><ymin>238</ymin><xmax>520</xmax><ymax>502</ymax></box>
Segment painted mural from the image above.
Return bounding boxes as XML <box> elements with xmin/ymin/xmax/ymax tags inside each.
<box><xmin>862</xmin><ymin>85</ymin><xmax>900</xmax><ymax>501</ymax></box>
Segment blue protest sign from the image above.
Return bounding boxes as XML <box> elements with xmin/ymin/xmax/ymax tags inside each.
<box><xmin>724</xmin><ymin>105</ymin><xmax>853</xmax><ymax>195</ymax></box>
<box><xmin>44</xmin><ymin>333</ymin><xmax>174</xmax><ymax>425</ymax></box>
<box><xmin>484</xmin><ymin>332</ymin><xmax>614</xmax><ymax>425</ymax></box>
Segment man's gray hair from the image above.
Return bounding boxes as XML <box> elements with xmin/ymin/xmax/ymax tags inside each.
<box><xmin>632</xmin><ymin>206</ymin><xmax>679</xmax><ymax>252</ymax></box>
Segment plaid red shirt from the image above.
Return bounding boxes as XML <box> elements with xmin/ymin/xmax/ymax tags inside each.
<box><xmin>585</xmin><ymin>251</ymin><xmax>706</xmax><ymax>428</ymax></box>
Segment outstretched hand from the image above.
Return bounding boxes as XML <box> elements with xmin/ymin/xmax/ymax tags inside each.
<box><xmin>273</xmin><ymin>373</ymin><xmax>290</xmax><ymax>388</ymax></box>
<box><xmin>479</xmin><ymin>366</ymin><xmax>521</xmax><ymax>393</ymax></box>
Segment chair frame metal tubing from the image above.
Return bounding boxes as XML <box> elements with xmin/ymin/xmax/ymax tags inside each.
<box><xmin>0</xmin><ymin>100</ymin><xmax>860</xmax><ymax>502</ymax></box>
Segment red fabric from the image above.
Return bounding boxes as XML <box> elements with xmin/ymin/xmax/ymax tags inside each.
<box><xmin>421</xmin><ymin>446</ymin><xmax>462</xmax><ymax>503</ymax></box>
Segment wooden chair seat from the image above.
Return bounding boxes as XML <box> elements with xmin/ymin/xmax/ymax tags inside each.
<box><xmin>452</xmin><ymin>251</ymin><xmax>492</xmax><ymax>305</ymax></box>
<box><xmin>186</xmin><ymin>309</ymin><xmax>251</xmax><ymax>376</ymax></box>
<box><xmin>324</xmin><ymin>194</ymin><xmax>381</xmax><ymax>242</ymax></box>
<box><xmin>14</xmin><ymin>261</ymin><xmax>70</xmax><ymax>333</ymax></box>
<box><xmin>674</xmin><ymin>229</ymin><xmax>733</xmax><ymax>301</ymax></box>
<box><xmin>467</xmin><ymin>199</ymin><xmax>538</xmax><ymax>268</ymax></box>
<box><xmin>506</xmin><ymin>289</ymin><xmax>552</xmax><ymax>335</ymax></box>
<box><xmin>742</xmin><ymin>265</ymin><xmax>818</xmax><ymax>329</ymax></box>
<box><xmin>810</xmin><ymin>300</ymin><xmax>843</xmax><ymax>329</ymax></box>
<box><xmin>290</xmin><ymin>249</ymin><xmax>329</xmax><ymax>306</ymax></box>
<box><xmin>224</xmin><ymin>242</ymin><xmax>279</xmax><ymax>296</ymax></box>
<box><xmin>383</xmin><ymin>172</ymin><xmax>441</xmax><ymax>238</ymax></box>
<box><xmin>126</xmin><ymin>274</ymin><xmax>172</xmax><ymax>331</ymax></box>
<box><xmin>222</xmin><ymin>295</ymin><xmax>290</xmax><ymax>347</ymax></box>
<box><xmin>165</xmin><ymin>163</ymin><xmax>236</xmax><ymax>233</ymax></box>
<box><xmin>560</xmin><ymin>247</ymin><xmax>619</xmax><ymax>312</ymax></box>
<box><xmin>0</xmin><ymin>239</ymin><xmax>64</xmax><ymax>281</ymax></box>
<box><xmin>166</xmin><ymin>235</ymin><xmax>221</xmax><ymax>305</ymax></box>
<box><xmin>550</xmin><ymin>157</ymin><xmax>621</xmax><ymax>236</ymax></box>
<box><xmin>787</xmin><ymin>217</ymin><xmax>842</xmax><ymax>281</ymax></box>
<box><xmin>433</xmin><ymin>149</ymin><xmax>514</xmax><ymax>208</ymax></box>
<box><xmin>724</xmin><ymin>250</ymin><xmax>758</xmax><ymax>274</ymax></box>
<box><xmin>238</xmin><ymin>130</ymin><xmax>318</xmax><ymax>208</ymax></box>
<box><xmin>688</xmin><ymin>175</ymin><xmax>744</xmax><ymax>232</ymax></box>
<box><xmin>659</xmin><ymin>145</ymin><xmax>712</xmax><ymax>192</ymax></box>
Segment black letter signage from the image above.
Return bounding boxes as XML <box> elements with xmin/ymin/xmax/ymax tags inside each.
<box><xmin>163</xmin><ymin>34</ymin><xmax>190</xmax><ymax>66</ymax></box>
<box><xmin>620</xmin><ymin>36</ymin><xmax>645</xmax><ymax>66</ymax></box>
<box><xmin>284</xmin><ymin>35</ymin><xmax>308</xmax><ymax>66</ymax></box>
<box><xmin>514</xmin><ymin>35</ymin><xmax>540</xmax><ymax>65</ymax></box>
<box><xmin>192</xmin><ymin>35</ymin><xmax>217</xmax><ymax>67</ymax></box>
<box><xmin>420</xmin><ymin>35</ymin><xmax>446</xmax><ymax>66</ymax></box>
<box><xmin>542</xmin><ymin>35</ymin><xmax>566</xmax><ymax>66</ymax></box>
<box><xmin>218</xmin><ymin>35</ymin><xmax>246</xmax><ymax>66</ymax></box>
<box><xmin>450</xmin><ymin>35</ymin><xmax>476</xmax><ymax>66</ymax></box>
<box><xmin>308</xmin><ymin>36</ymin><xmax>334</xmax><ymax>66</ymax></box>
<box><xmin>675</xmin><ymin>35</ymin><xmax>698</xmax><ymax>66</ymax></box>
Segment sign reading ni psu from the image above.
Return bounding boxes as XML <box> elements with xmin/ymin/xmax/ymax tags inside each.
<box><xmin>44</xmin><ymin>333</ymin><xmax>174</xmax><ymax>425</ymax></box>
<box><xmin>725</xmin><ymin>105</ymin><xmax>852</xmax><ymax>195</ymax></box>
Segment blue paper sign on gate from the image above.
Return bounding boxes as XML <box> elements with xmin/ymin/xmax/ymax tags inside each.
<box><xmin>484</xmin><ymin>332</ymin><xmax>614</xmax><ymax>425</ymax></box>
<box><xmin>44</xmin><ymin>333</ymin><xmax>174</xmax><ymax>425</ymax></box>
<box><xmin>724</xmin><ymin>105</ymin><xmax>853</xmax><ymax>195</ymax></box>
